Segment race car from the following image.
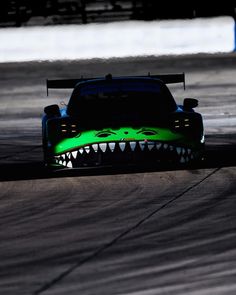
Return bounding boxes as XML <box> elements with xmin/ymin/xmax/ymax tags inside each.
<box><xmin>42</xmin><ymin>73</ymin><xmax>204</xmax><ymax>169</ymax></box>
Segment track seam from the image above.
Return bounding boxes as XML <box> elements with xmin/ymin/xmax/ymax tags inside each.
<box><xmin>34</xmin><ymin>167</ymin><xmax>221</xmax><ymax>294</ymax></box>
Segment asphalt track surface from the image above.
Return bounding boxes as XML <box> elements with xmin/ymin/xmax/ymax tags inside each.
<box><xmin>0</xmin><ymin>54</ymin><xmax>236</xmax><ymax>295</ymax></box>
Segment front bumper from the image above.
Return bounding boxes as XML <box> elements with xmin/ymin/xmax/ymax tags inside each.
<box><xmin>51</xmin><ymin>140</ymin><xmax>204</xmax><ymax>168</ymax></box>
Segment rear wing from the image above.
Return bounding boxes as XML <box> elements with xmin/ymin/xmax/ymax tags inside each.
<box><xmin>46</xmin><ymin>73</ymin><xmax>185</xmax><ymax>95</ymax></box>
<box><xmin>151</xmin><ymin>73</ymin><xmax>185</xmax><ymax>89</ymax></box>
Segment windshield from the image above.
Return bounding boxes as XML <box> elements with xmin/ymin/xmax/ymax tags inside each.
<box><xmin>67</xmin><ymin>80</ymin><xmax>177</xmax><ymax>128</ymax></box>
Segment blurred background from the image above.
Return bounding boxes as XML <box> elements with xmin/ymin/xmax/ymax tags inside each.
<box><xmin>0</xmin><ymin>1</ymin><xmax>235</xmax><ymax>27</ymax></box>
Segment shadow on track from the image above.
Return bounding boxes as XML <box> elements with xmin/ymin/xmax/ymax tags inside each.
<box><xmin>0</xmin><ymin>135</ymin><xmax>235</xmax><ymax>182</ymax></box>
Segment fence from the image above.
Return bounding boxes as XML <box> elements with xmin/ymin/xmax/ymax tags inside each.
<box><xmin>0</xmin><ymin>1</ymin><xmax>235</xmax><ymax>27</ymax></box>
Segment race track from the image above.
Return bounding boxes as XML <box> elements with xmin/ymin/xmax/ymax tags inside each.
<box><xmin>0</xmin><ymin>54</ymin><xmax>236</xmax><ymax>295</ymax></box>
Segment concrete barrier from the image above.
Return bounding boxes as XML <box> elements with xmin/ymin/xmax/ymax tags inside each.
<box><xmin>0</xmin><ymin>16</ymin><xmax>235</xmax><ymax>63</ymax></box>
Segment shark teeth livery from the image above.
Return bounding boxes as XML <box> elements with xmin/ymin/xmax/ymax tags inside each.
<box><xmin>53</xmin><ymin>140</ymin><xmax>200</xmax><ymax>168</ymax></box>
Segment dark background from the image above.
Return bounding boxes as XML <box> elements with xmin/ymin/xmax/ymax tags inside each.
<box><xmin>0</xmin><ymin>0</ymin><xmax>236</xmax><ymax>27</ymax></box>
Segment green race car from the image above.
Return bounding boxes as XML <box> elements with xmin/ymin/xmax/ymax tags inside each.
<box><xmin>42</xmin><ymin>74</ymin><xmax>204</xmax><ymax>169</ymax></box>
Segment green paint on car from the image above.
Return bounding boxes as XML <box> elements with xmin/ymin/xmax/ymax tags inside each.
<box><xmin>53</xmin><ymin>126</ymin><xmax>188</xmax><ymax>154</ymax></box>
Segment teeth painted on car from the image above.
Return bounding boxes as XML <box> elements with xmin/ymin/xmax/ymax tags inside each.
<box><xmin>84</xmin><ymin>146</ymin><xmax>90</xmax><ymax>154</ymax></box>
<box><xmin>108</xmin><ymin>142</ymin><xmax>116</xmax><ymax>152</ymax></box>
<box><xmin>169</xmin><ymin>145</ymin><xmax>174</xmax><ymax>151</ymax></box>
<box><xmin>78</xmin><ymin>148</ymin><xmax>84</xmax><ymax>154</ymax></box>
<box><xmin>156</xmin><ymin>143</ymin><xmax>162</xmax><ymax>150</ymax></box>
<box><xmin>52</xmin><ymin>142</ymin><xmax>199</xmax><ymax>167</ymax></box>
<box><xmin>147</xmin><ymin>142</ymin><xmax>155</xmax><ymax>150</ymax></box>
<box><xmin>163</xmin><ymin>144</ymin><xmax>168</xmax><ymax>150</ymax></box>
<box><xmin>176</xmin><ymin>147</ymin><xmax>181</xmax><ymax>155</ymax></box>
<box><xmin>72</xmin><ymin>151</ymin><xmax>78</xmax><ymax>158</ymax></box>
<box><xmin>67</xmin><ymin>161</ymin><xmax>73</xmax><ymax>168</ymax></box>
<box><xmin>57</xmin><ymin>143</ymin><xmax>195</xmax><ymax>164</ymax></box>
<box><xmin>99</xmin><ymin>143</ymin><xmax>107</xmax><ymax>152</ymax></box>
<box><xmin>92</xmin><ymin>144</ymin><xmax>98</xmax><ymax>152</ymax></box>
<box><xmin>119</xmin><ymin>142</ymin><xmax>126</xmax><ymax>151</ymax></box>
<box><xmin>129</xmin><ymin>142</ymin><xmax>136</xmax><ymax>151</ymax></box>
<box><xmin>139</xmin><ymin>141</ymin><xmax>145</xmax><ymax>151</ymax></box>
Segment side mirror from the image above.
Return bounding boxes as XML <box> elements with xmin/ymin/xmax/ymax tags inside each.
<box><xmin>44</xmin><ymin>104</ymin><xmax>61</xmax><ymax>117</ymax></box>
<box><xmin>183</xmin><ymin>98</ymin><xmax>198</xmax><ymax>110</ymax></box>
